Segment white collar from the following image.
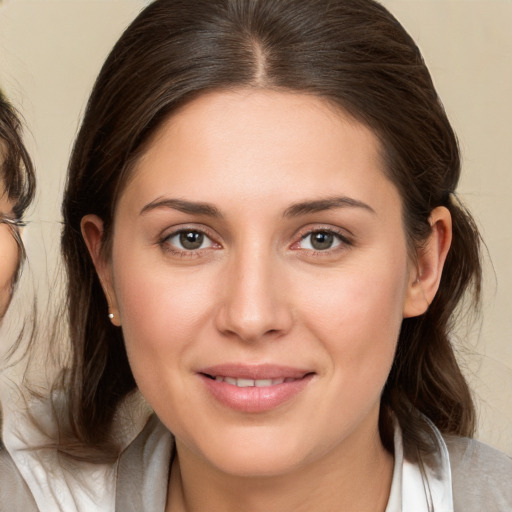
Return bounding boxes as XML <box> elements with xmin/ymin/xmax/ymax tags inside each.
<box><xmin>116</xmin><ymin>414</ymin><xmax>455</xmax><ymax>512</ymax></box>
<box><xmin>386</xmin><ymin>417</ymin><xmax>454</xmax><ymax>512</ymax></box>
<box><xmin>5</xmin><ymin>398</ymin><xmax>454</xmax><ymax>512</ymax></box>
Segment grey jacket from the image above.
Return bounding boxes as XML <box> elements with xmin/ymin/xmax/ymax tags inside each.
<box><xmin>1</xmin><ymin>416</ymin><xmax>512</xmax><ymax>511</ymax></box>
<box><xmin>0</xmin><ymin>442</ymin><xmax>38</xmax><ymax>510</ymax></box>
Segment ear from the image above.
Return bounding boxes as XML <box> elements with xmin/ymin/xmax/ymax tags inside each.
<box><xmin>403</xmin><ymin>206</ymin><xmax>452</xmax><ymax>318</ymax></box>
<box><xmin>81</xmin><ymin>214</ymin><xmax>121</xmax><ymax>326</ymax></box>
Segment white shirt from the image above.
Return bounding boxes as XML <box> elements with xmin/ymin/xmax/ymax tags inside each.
<box><xmin>3</xmin><ymin>398</ymin><xmax>510</xmax><ymax>511</ymax></box>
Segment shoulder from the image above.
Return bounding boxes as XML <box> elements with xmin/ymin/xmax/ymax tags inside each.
<box><xmin>0</xmin><ymin>443</ymin><xmax>39</xmax><ymax>511</ymax></box>
<box><xmin>444</xmin><ymin>435</ymin><xmax>512</xmax><ymax>511</ymax></box>
<box><xmin>116</xmin><ymin>414</ymin><xmax>173</xmax><ymax>511</ymax></box>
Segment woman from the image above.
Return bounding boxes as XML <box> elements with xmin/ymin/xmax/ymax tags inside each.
<box><xmin>6</xmin><ymin>0</ymin><xmax>512</xmax><ymax>510</ymax></box>
<box><xmin>0</xmin><ymin>91</ymin><xmax>34</xmax><ymax>320</ymax></box>
<box><xmin>0</xmin><ymin>91</ymin><xmax>36</xmax><ymax>505</ymax></box>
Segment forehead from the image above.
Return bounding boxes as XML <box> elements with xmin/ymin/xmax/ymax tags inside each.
<box><xmin>0</xmin><ymin>167</ymin><xmax>6</xmax><ymax>203</ymax></box>
<box><xmin>0</xmin><ymin>140</ymin><xmax>8</xmax><ymax>193</ymax></box>
<box><xmin>0</xmin><ymin>186</ymin><xmax>13</xmax><ymax>212</ymax></box>
<box><xmin>157</xmin><ymin>89</ymin><xmax>371</xmax><ymax>148</ymax></box>
<box><xmin>0</xmin><ymin>149</ymin><xmax>13</xmax><ymax>212</ymax></box>
<box><xmin>0</xmin><ymin>138</ymin><xmax>5</xmax><ymax>171</ymax></box>
<box><xmin>120</xmin><ymin>88</ymin><xmax>400</xmax><ymax>218</ymax></box>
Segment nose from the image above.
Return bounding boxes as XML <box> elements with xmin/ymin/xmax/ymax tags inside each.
<box><xmin>215</xmin><ymin>246</ymin><xmax>293</xmax><ymax>343</ymax></box>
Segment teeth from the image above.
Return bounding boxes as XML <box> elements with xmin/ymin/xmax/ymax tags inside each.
<box><xmin>214</xmin><ymin>377</ymin><xmax>292</xmax><ymax>387</ymax></box>
<box><xmin>237</xmin><ymin>378</ymin><xmax>255</xmax><ymax>387</ymax></box>
<box><xmin>255</xmin><ymin>379</ymin><xmax>272</xmax><ymax>387</ymax></box>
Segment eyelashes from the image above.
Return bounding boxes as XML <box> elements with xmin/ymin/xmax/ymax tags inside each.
<box><xmin>163</xmin><ymin>229</ymin><xmax>218</xmax><ymax>253</ymax></box>
<box><xmin>159</xmin><ymin>227</ymin><xmax>220</xmax><ymax>258</ymax></box>
<box><xmin>293</xmin><ymin>229</ymin><xmax>352</xmax><ymax>252</ymax></box>
<box><xmin>158</xmin><ymin>225</ymin><xmax>353</xmax><ymax>258</ymax></box>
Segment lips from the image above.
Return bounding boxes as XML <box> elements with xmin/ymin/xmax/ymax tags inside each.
<box><xmin>212</xmin><ymin>376</ymin><xmax>295</xmax><ymax>387</ymax></box>
<box><xmin>198</xmin><ymin>364</ymin><xmax>314</xmax><ymax>413</ymax></box>
<box><xmin>200</xmin><ymin>363</ymin><xmax>310</xmax><ymax>380</ymax></box>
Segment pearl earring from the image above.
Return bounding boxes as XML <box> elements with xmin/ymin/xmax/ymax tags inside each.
<box><xmin>108</xmin><ymin>312</ymin><xmax>115</xmax><ymax>320</ymax></box>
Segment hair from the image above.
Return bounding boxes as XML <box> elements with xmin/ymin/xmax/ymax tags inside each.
<box><xmin>0</xmin><ymin>90</ymin><xmax>36</xmax><ymax>268</ymax></box>
<box><xmin>0</xmin><ymin>90</ymin><xmax>36</xmax><ymax>440</ymax></box>
<box><xmin>61</xmin><ymin>0</ymin><xmax>481</xmax><ymax>460</ymax></box>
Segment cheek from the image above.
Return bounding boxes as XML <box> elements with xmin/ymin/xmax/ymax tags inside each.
<box><xmin>298</xmin><ymin>253</ymin><xmax>409</xmax><ymax>382</ymax></box>
<box><xmin>110</xmin><ymin>246</ymin><xmax>217</xmax><ymax>372</ymax></box>
<box><xmin>0</xmin><ymin>227</ymin><xmax>19</xmax><ymax>317</ymax></box>
<box><xmin>110</xmin><ymin>253</ymin><xmax>224</xmax><ymax>432</ymax></box>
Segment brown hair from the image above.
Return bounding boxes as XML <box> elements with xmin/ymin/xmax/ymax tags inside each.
<box><xmin>0</xmin><ymin>90</ymin><xmax>36</xmax><ymax>439</ymax></box>
<box><xmin>61</xmin><ymin>0</ymin><xmax>481</xmax><ymax>459</ymax></box>
<box><xmin>0</xmin><ymin>90</ymin><xmax>35</xmax><ymax>285</ymax></box>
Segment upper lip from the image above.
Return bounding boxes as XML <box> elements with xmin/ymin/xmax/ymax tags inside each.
<box><xmin>198</xmin><ymin>364</ymin><xmax>313</xmax><ymax>380</ymax></box>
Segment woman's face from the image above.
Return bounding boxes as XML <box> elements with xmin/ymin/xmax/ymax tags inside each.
<box><xmin>85</xmin><ymin>89</ymin><xmax>444</xmax><ymax>477</ymax></box>
<box><xmin>0</xmin><ymin>181</ymin><xmax>19</xmax><ymax>318</ymax></box>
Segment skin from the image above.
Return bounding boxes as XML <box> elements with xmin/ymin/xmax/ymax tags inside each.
<box><xmin>83</xmin><ymin>89</ymin><xmax>451</xmax><ymax>512</ymax></box>
<box><xmin>0</xmin><ymin>182</ymin><xmax>19</xmax><ymax>319</ymax></box>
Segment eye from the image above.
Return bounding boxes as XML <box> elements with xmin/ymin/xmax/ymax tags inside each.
<box><xmin>0</xmin><ymin>216</ymin><xmax>25</xmax><ymax>229</ymax></box>
<box><xmin>296</xmin><ymin>230</ymin><xmax>348</xmax><ymax>251</ymax></box>
<box><xmin>164</xmin><ymin>229</ymin><xmax>215</xmax><ymax>251</ymax></box>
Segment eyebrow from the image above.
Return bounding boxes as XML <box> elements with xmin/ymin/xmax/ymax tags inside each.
<box><xmin>140</xmin><ymin>198</ymin><xmax>223</xmax><ymax>218</ymax></box>
<box><xmin>283</xmin><ymin>196</ymin><xmax>375</xmax><ymax>217</ymax></box>
<box><xmin>140</xmin><ymin>195</ymin><xmax>375</xmax><ymax>219</ymax></box>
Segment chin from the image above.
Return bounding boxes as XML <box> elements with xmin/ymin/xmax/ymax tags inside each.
<box><xmin>0</xmin><ymin>294</ymin><xmax>11</xmax><ymax>320</ymax></box>
<box><xmin>190</xmin><ymin>428</ymin><xmax>312</xmax><ymax>478</ymax></box>
<box><xmin>212</xmin><ymin>453</ymin><xmax>304</xmax><ymax>479</ymax></box>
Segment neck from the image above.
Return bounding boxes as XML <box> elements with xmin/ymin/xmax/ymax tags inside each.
<box><xmin>166</xmin><ymin>418</ymin><xmax>393</xmax><ymax>512</ymax></box>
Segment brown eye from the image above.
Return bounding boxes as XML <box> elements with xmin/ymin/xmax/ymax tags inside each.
<box><xmin>164</xmin><ymin>229</ymin><xmax>215</xmax><ymax>252</ymax></box>
<box><xmin>298</xmin><ymin>231</ymin><xmax>342</xmax><ymax>251</ymax></box>
<box><xmin>180</xmin><ymin>231</ymin><xmax>204</xmax><ymax>250</ymax></box>
<box><xmin>310</xmin><ymin>232</ymin><xmax>335</xmax><ymax>250</ymax></box>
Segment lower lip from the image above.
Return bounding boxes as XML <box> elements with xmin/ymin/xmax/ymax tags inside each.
<box><xmin>199</xmin><ymin>374</ymin><xmax>314</xmax><ymax>413</ymax></box>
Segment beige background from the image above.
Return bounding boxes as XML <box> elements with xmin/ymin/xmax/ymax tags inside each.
<box><xmin>0</xmin><ymin>0</ymin><xmax>511</xmax><ymax>455</ymax></box>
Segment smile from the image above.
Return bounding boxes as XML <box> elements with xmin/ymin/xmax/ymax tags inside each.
<box><xmin>198</xmin><ymin>365</ymin><xmax>314</xmax><ymax>413</ymax></box>
<box><xmin>210</xmin><ymin>376</ymin><xmax>297</xmax><ymax>387</ymax></box>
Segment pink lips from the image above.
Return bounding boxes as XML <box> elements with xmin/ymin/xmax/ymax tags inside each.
<box><xmin>198</xmin><ymin>364</ymin><xmax>314</xmax><ymax>413</ymax></box>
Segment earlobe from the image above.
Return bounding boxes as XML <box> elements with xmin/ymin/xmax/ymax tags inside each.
<box><xmin>81</xmin><ymin>214</ymin><xmax>122</xmax><ymax>326</ymax></box>
<box><xmin>403</xmin><ymin>206</ymin><xmax>452</xmax><ymax>318</ymax></box>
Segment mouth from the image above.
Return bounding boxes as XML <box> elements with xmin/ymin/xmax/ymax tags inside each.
<box><xmin>202</xmin><ymin>375</ymin><xmax>307</xmax><ymax>388</ymax></box>
<box><xmin>198</xmin><ymin>365</ymin><xmax>315</xmax><ymax>413</ymax></box>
